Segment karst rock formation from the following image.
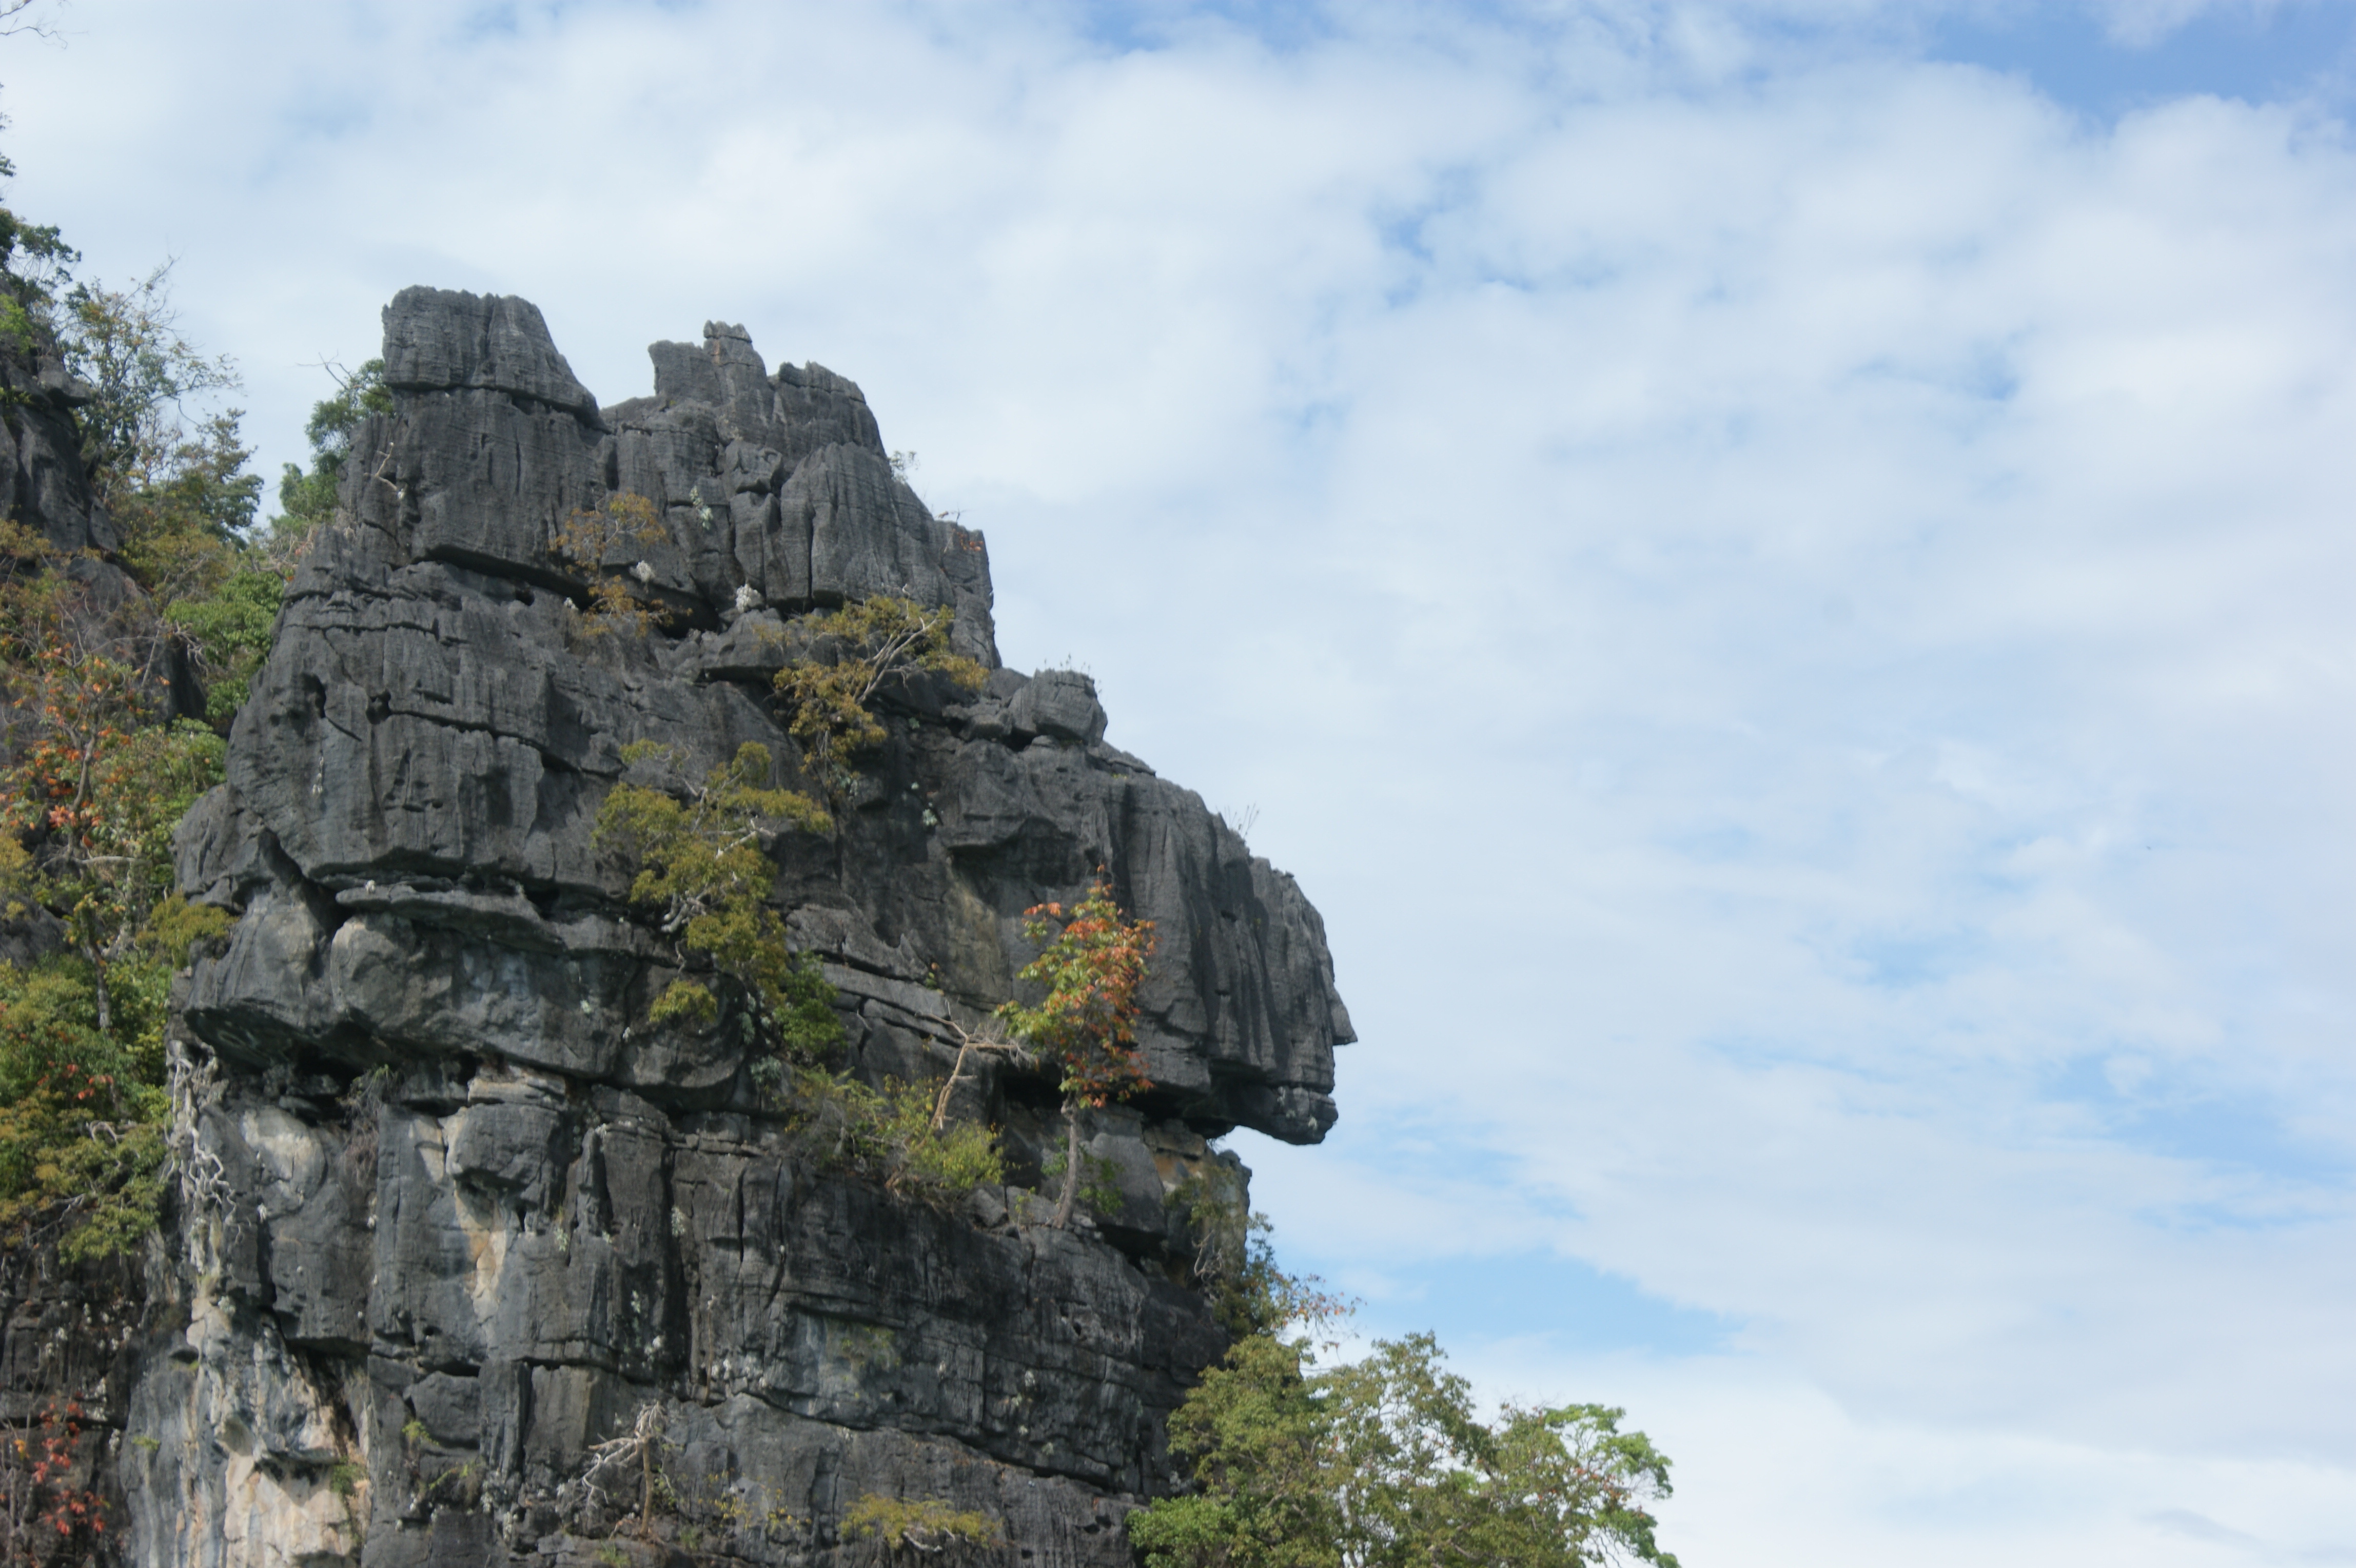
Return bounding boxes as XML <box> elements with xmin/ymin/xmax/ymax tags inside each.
<box><xmin>70</xmin><ymin>289</ymin><xmax>1351</xmax><ymax>1566</ymax></box>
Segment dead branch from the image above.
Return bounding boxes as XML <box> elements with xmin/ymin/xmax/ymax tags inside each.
<box><xmin>916</xmin><ymin>1014</ymin><xmax>1032</xmax><ymax>1132</ymax></box>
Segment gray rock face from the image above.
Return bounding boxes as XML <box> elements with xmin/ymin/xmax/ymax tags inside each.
<box><xmin>0</xmin><ymin>315</ymin><xmax>205</xmax><ymax>746</ymax></box>
<box><xmin>126</xmin><ymin>290</ymin><xmax>1351</xmax><ymax>1567</ymax></box>
<box><xmin>381</xmin><ymin>289</ymin><xmax>601</xmax><ymax>420</ymax></box>
<box><xmin>0</xmin><ymin>328</ymin><xmax>117</xmax><ymax>558</ymax></box>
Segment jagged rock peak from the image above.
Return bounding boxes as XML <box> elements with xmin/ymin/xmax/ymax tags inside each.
<box><xmin>382</xmin><ymin>287</ymin><xmax>601</xmax><ymax>420</ymax></box>
<box><xmin>131</xmin><ymin>287</ymin><xmax>1353</xmax><ymax>1567</ymax></box>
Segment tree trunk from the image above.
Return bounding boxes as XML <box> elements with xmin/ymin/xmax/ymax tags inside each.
<box><xmin>84</xmin><ymin>942</ymin><xmax>112</xmax><ymax>1037</ymax></box>
<box><xmin>1050</xmin><ymin>1100</ymin><xmax>1082</xmax><ymax>1230</ymax></box>
<box><xmin>640</xmin><ymin>1438</ymin><xmax>654</xmax><ymax>1538</ymax></box>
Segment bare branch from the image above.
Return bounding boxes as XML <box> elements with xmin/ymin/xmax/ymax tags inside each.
<box><xmin>583</xmin><ymin>1402</ymin><xmax>668</xmax><ymax>1539</ymax></box>
<box><xmin>915</xmin><ymin>1012</ymin><xmax>1032</xmax><ymax>1131</ymax></box>
<box><xmin>0</xmin><ymin>0</ymin><xmax>67</xmax><ymax>42</ymax></box>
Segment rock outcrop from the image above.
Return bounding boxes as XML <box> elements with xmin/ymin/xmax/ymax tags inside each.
<box><xmin>120</xmin><ymin>289</ymin><xmax>1351</xmax><ymax>1567</ymax></box>
<box><xmin>0</xmin><ymin>317</ymin><xmax>116</xmax><ymax>562</ymax></box>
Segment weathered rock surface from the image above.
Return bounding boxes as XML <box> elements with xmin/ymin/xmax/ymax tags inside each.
<box><xmin>0</xmin><ymin>323</ymin><xmax>117</xmax><ymax>560</ymax></box>
<box><xmin>117</xmin><ymin>289</ymin><xmax>1352</xmax><ymax>1566</ymax></box>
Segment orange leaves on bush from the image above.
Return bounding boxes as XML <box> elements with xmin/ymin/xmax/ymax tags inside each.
<box><xmin>996</xmin><ymin>877</ymin><xmax>1155</xmax><ymax>1110</ymax></box>
<box><xmin>10</xmin><ymin>1397</ymin><xmax>111</xmax><ymax>1556</ymax></box>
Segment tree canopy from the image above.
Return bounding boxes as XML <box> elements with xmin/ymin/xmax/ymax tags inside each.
<box><xmin>0</xmin><ymin>150</ymin><xmax>277</xmax><ymax>1260</ymax></box>
<box><xmin>1133</xmin><ymin>1257</ymin><xmax>1681</xmax><ymax>1568</ymax></box>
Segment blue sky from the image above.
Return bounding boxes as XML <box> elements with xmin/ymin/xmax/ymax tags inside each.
<box><xmin>1937</xmin><ymin>2</ymin><xmax>2356</xmax><ymax>115</ymax></box>
<box><xmin>8</xmin><ymin>1</ymin><xmax>2355</xmax><ymax>1560</ymax></box>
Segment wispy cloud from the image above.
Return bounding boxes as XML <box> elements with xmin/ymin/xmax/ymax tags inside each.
<box><xmin>7</xmin><ymin>2</ymin><xmax>2355</xmax><ymax>1561</ymax></box>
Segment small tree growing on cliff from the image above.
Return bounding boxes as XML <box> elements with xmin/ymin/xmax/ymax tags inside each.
<box><xmin>267</xmin><ymin>357</ymin><xmax>389</xmax><ymax>564</ymax></box>
<box><xmin>842</xmin><ymin>1493</ymin><xmax>1002</xmax><ymax>1556</ymax></box>
<box><xmin>995</xmin><ymin>877</ymin><xmax>1153</xmax><ymax>1229</ymax></box>
<box><xmin>552</xmin><ymin>494</ymin><xmax>675</xmax><ymax>637</ymax></box>
<box><xmin>0</xmin><ymin>603</ymin><xmax>226</xmax><ymax>1037</ymax></box>
<box><xmin>593</xmin><ymin>740</ymin><xmax>835</xmax><ymax>1053</ymax></box>
<box><xmin>771</xmin><ymin>596</ymin><xmax>985</xmax><ymax>806</ymax></box>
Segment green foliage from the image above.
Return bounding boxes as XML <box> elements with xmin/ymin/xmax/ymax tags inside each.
<box><xmin>112</xmin><ymin>408</ymin><xmax>264</xmax><ymax>558</ymax></box>
<box><xmin>996</xmin><ymin>877</ymin><xmax>1154</xmax><ymax>1227</ymax></box>
<box><xmin>1132</xmin><ymin>1283</ymin><xmax>1680</xmax><ymax>1568</ymax></box>
<box><xmin>0</xmin><ymin>642</ymin><xmax>227</xmax><ymax>1033</ymax></box>
<box><xmin>0</xmin><ymin>526</ymin><xmax>232</xmax><ymax>1264</ymax></box>
<box><xmin>1168</xmin><ymin>1160</ymin><xmax>1261</xmax><ymax>1286</ymax></box>
<box><xmin>55</xmin><ymin>266</ymin><xmax>242</xmax><ymax>512</ymax></box>
<box><xmin>593</xmin><ymin>743</ymin><xmax>1003</xmax><ymax>1207</ymax></box>
<box><xmin>0</xmin><ymin>149</ymin><xmax>74</xmax><ymax>321</ymax></box>
<box><xmin>840</xmin><ymin>1493</ymin><xmax>1002</xmax><ymax>1553</ymax></box>
<box><xmin>770</xmin><ymin>595</ymin><xmax>986</xmax><ymax>802</ymax></box>
<box><xmin>784</xmin><ymin>1070</ymin><xmax>1004</xmax><ymax>1205</ymax></box>
<box><xmin>1209</xmin><ymin>1232</ymin><xmax>1357</xmax><ymax>1343</ymax></box>
<box><xmin>267</xmin><ymin>357</ymin><xmax>387</xmax><ymax>562</ymax></box>
<box><xmin>116</xmin><ymin>413</ymin><xmax>279</xmax><ymax>727</ymax></box>
<box><xmin>0</xmin><ymin>951</ymin><xmax>170</xmax><ymax>1261</ymax></box>
<box><xmin>0</xmin><ymin>147</ymin><xmax>259</xmax><ymax>1264</ymax></box>
<box><xmin>0</xmin><ymin>897</ymin><xmax>221</xmax><ymax>1263</ymax></box>
<box><xmin>2</xmin><ymin>696</ymin><xmax>225</xmax><ymax>929</ymax></box>
<box><xmin>0</xmin><ymin>212</ymin><xmax>284</xmax><ymax>734</ymax></box>
<box><xmin>593</xmin><ymin>740</ymin><xmax>833</xmax><ymax>1049</ymax></box>
<box><xmin>167</xmin><ymin>567</ymin><xmax>282</xmax><ymax>724</ymax></box>
<box><xmin>1132</xmin><ymin>1329</ymin><xmax>1335</xmax><ymax>1568</ymax></box>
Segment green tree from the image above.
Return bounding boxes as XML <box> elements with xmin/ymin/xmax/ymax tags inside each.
<box><xmin>770</xmin><ymin>595</ymin><xmax>985</xmax><ymax>806</ymax></box>
<box><xmin>592</xmin><ymin>740</ymin><xmax>833</xmax><ymax>1040</ymax></box>
<box><xmin>0</xmin><ymin>148</ymin><xmax>73</xmax><ymax>363</ymax></box>
<box><xmin>785</xmin><ymin>1071</ymin><xmax>1004</xmax><ymax>1207</ymax></box>
<box><xmin>592</xmin><ymin>743</ymin><xmax>1007</xmax><ymax>1205</ymax></box>
<box><xmin>268</xmin><ymin>357</ymin><xmax>388</xmax><ymax>561</ymax></box>
<box><xmin>165</xmin><ymin>562</ymin><xmax>281</xmax><ymax>725</ymax></box>
<box><xmin>102</xmin><ymin>406</ymin><xmax>281</xmax><ymax>726</ymax></box>
<box><xmin>55</xmin><ymin>266</ymin><xmax>241</xmax><ymax>513</ymax></box>
<box><xmin>995</xmin><ymin>878</ymin><xmax>1154</xmax><ymax>1229</ymax></box>
<box><xmin>0</xmin><ymin>711</ymin><xmax>227</xmax><ymax>1262</ymax></box>
<box><xmin>0</xmin><ymin>146</ymin><xmax>246</xmax><ymax>1262</ymax></box>
<box><xmin>1133</xmin><ymin>1276</ymin><xmax>1680</xmax><ymax>1568</ymax></box>
<box><xmin>17</xmin><ymin>249</ymin><xmax>283</xmax><ymax>733</ymax></box>
<box><xmin>0</xmin><ymin>624</ymin><xmax>224</xmax><ymax>1033</ymax></box>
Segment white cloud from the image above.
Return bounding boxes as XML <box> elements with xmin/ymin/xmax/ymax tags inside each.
<box><xmin>1434</xmin><ymin>1348</ymin><xmax>2356</xmax><ymax>1568</ymax></box>
<box><xmin>8</xmin><ymin>0</ymin><xmax>2356</xmax><ymax>1558</ymax></box>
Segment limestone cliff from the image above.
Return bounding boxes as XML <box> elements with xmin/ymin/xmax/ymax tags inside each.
<box><xmin>115</xmin><ymin>289</ymin><xmax>1351</xmax><ymax>1567</ymax></box>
